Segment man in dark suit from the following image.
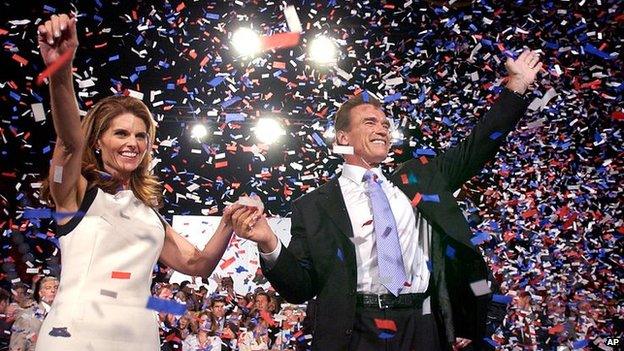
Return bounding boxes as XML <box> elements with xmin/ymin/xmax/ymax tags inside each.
<box><xmin>232</xmin><ymin>50</ymin><xmax>542</xmax><ymax>350</ymax></box>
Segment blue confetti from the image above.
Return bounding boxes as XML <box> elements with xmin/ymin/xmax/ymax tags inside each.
<box><xmin>146</xmin><ymin>296</ymin><xmax>187</xmax><ymax>315</ymax></box>
<box><xmin>23</xmin><ymin>208</ymin><xmax>52</xmax><ymax>219</ymax></box>
<box><xmin>492</xmin><ymin>294</ymin><xmax>513</xmax><ymax>304</ymax></box>
<box><xmin>421</xmin><ymin>194</ymin><xmax>440</xmax><ymax>203</ymax></box>
<box><xmin>362</xmin><ymin>90</ymin><xmax>370</xmax><ymax>102</ymax></box>
<box><xmin>336</xmin><ymin>248</ymin><xmax>344</xmax><ymax>262</ymax></box>
<box><xmin>583</xmin><ymin>43</ymin><xmax>613</xmax><ymax>60</ymax></box>
<box><xmin>470</xmin><ymin>232</ymin><xmax>490</xmax><ymax>246</ymax></box>
<box><xmin>489</xmin><ymin>131</ymin><xmax>503</xmax><ymax>140</ymax></box>
<box><xmin>445</xmin><ymin>245</ymin><xmax>456</xmax><ymax>260</ymax></box>
<box><xmin>383</xmin><ymin>93</ymin><xmax>402</xmax><ymax>103</ymax></box>
<box><xmin>208</xmin><ymin>76</ymin><xmax>226</xmax><ymax>87</ymax></box>
<box><xmin>378</xmin><ymin>331</ymin><xmax>395</xmax><ymax>339</ymax></box>
<box><xmin>414</xmin><ymin>148</ymin><xmax>437</xmax><ymax>157</ymax></box>
<box><xmin>221</xmin><ymin>96</ymin><xmax>241</xmax><ymax>108</ymax></box>
<box><xmin>572</xmin><ymin>339</ymin><xmax>589</xmax><ymax>349</ymax></box>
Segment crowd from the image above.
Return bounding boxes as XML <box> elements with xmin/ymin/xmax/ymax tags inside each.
<box><xmin>0</xmin><ymin>275</ymin><xmax>310</xmax><ymax>351</ymax></box>
<box><xmin>153</xmin><ymin>277</ymin><xmax>310</xmax><ymax>351</ymax></box>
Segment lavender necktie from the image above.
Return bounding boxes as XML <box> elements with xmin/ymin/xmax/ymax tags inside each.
<box><xmin>363</xmin><ymin>170</ymin><xmax>407</xmax><ymax>296</ymax></box>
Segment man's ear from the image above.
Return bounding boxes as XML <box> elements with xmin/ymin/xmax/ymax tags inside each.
<box><xmin>336</xmin><ymin>130</ymin><xmax>349</xmax><ymax>146</ymax></box>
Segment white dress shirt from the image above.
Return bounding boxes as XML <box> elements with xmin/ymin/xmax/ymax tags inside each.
<box><xmin>261</xmin><ymin>164</ymin><xmax>431</xmax><ymax>295</ymax></box>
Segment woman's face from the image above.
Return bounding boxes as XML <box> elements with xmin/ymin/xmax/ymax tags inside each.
<box><xmin>97</xmin><ymin>113</ymin><xmax>149</xmax><ymax>180</ymax></box>
<box><xmin>178</xmin><ymin>317</ymin><xmax>189</xmax><ymax>329</ymax></box>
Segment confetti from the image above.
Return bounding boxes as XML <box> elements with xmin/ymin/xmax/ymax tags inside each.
<box><xmin>111</xmin><ymin>271</ymin><xmax>131</xmax><ymax>279</ymax></box>
<box><xmin>48</xmin><ymin>327</ymin><xmax>71</xmax><ymax>337</ymax></box>
<box><xmin>36</xmin><ymin>50</ymin><xmax>74</xmax><ymax>86</ymax></box>
<box><xmin>146</xmin><ymin>296</ymin><xmax>187</xmax><ymax>315</ymax></box>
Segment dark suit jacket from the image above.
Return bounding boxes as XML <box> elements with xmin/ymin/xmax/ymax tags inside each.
<box><xmin>261</xmin><ymin>89</ymin><xmax>529</xmax><ymax>351</ymax></box>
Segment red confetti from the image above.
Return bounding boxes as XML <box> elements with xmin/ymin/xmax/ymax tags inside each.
<box><xmin>521</xmin><ymin>208</ymin><xmax>538</xmax><ymax>219</ymax></box>
<box><xmin>410</xmin><ymin>193</ymin><xmax>422</xmax><ymax>207</ymax></box>
<box><xmin>36</xmin><ymin>50</ymin><xmax>74</xmax><ymax>86</ymax></box>
<box><xmin>11</xmin><ymin>54</ymin><xmax>28</xmax><ymax>66</ymax></box>
<box><xmin>261</xmin><ymin>32</ymin><xmax>301</xmax><ymax>51</ymax></box>
<box><xmin>219</xmin><ymin>256</ymin><xmax>235</xmax><ymax>270</ymax></box>
<box><xmin>548</xmin><ymin>324</ymin><xmax>564</xmax><ymax>334</ymax></box>
<box><xmin>374</xmin><ymin>318</ymin><xmax>397</xmax><ymax>332</ymax></box>
<box><xmin>400</xmin><ymin>174</ymin><xmax>408</xmax><ymax>184</ymax></box>
<box><xmin>111</xmin><ymin>271</ymin><xmax>131</xmax><ymax>279</ymax></box>
<box><xmin>612</xmin><ymin>111</ymin><xmax>624</xmax><ymax>121</ymax></box>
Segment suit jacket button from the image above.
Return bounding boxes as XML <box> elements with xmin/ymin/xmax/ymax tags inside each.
<box><xmin>345</xmin><ymin>329</ymin><xmax>352</xmax><ymax>336</ymax></box>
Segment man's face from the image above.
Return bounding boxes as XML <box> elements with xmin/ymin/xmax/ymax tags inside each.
<box><xmin>39</xmin><ymin>280</ymin><xmax>58</xmax><ymax>304</ymax></box>
<box><xmin>212</xmin><ymin>301</ymin><xmax>226</xmax><ymax>318</ymax></box>
<box><xmin>337</xmin><ymin>104</ymin><xmax>391</xmax><ymax>167</ymax></box>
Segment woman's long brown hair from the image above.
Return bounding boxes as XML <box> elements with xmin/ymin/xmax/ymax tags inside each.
<box><xmin>42</xmin><ymin>95</ymin><xmax>163</xmax><ymax>208</ymax></box>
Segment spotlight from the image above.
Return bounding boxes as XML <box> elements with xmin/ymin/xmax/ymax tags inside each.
<box><xmin>231</xmin><ymin>28</ymin><xmax>261</xmax><ymax>57</ymax></box>
<box><xmin>255</xmin><ymin>118</ymin><xmax>285</xmax><ymax>145</ymax></box>
<box><xmin>191</xmin><ymin>124</ymin><xmax>208</xmax><ymax>141</ymax></box>
<box><xmin>308</xmin><ymin>36</ymin><xmax>336</xmax><ymax>64</ymax></box>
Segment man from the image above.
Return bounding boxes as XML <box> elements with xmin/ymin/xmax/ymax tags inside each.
<box><xmin>209</xmin><ymin>297</ymin><xmax>228</xmax><ymax>334</ymax></box>
<box><xmin>232</xmin><ymin>51</ymin><xmax>541</xmax><ymax>350</ymax></box>
<box><xmin>9</xmin><ymin>277</ymin><xmax>58</xmax><ymax>351</ymax></box>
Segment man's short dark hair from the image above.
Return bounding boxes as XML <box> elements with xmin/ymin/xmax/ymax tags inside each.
<box><xmin>211</xmin><ymin>296</ymin><xmax>226</xmax><ymax>307</ymax></box>
<box><xmin>334</xmin><ymin>93</ymin><xmax>382</xmax><ymax>133</ymax></box>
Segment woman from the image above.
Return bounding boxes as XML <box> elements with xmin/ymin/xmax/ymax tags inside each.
<box><xmin>35</xmin><ymin>14</ymin><xmax>254</xmax><ymax>351</ymax></box>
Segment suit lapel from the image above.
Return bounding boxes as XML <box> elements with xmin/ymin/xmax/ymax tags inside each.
<box><xmin>389</xmin><ymin>167</ymin><xmax>475</xmax><ymax>250</ymax></box>
<box><xmin>317</xmin><ymin>177</ymin><xmax>354</xmax><ymax>239</ymax></box>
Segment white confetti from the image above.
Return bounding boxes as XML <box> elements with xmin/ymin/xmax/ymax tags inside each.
<box><xmin>31</xmin><ymin>103</ymin><xmax>46</xmax><ymax>122</ymax></box>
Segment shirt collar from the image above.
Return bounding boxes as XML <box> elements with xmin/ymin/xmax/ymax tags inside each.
<box><xmin>341</xmin><ymin>163</ymin><xmax>386</xmax><ymax>184</ymax></box>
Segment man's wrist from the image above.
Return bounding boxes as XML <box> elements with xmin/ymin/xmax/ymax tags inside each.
<box><xmin>258</xmin><ymin>234</ymin><xmax>278</xmax><ymax>253</ymax></box>
<box><xmin>505</xmin><ymin>77</ymin><xmax>530</xmax><ymax>95</ymax></box>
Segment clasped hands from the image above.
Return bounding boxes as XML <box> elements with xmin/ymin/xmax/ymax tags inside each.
<box><xmin>221</xmin><ymin>195</ymin><xmax>277</xmax><ymax>253</ymax></box>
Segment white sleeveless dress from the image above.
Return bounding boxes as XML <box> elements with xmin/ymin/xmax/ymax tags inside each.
<box><xmin>36</xmin><ymin>187</ymin><xmax>165</xmax><ymax>351</ymax></box>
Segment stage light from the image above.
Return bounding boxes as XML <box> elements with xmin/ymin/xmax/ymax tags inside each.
<box><xmin>231</xmin><ymin>28</ymin><xmax>261</xmax><ymax>57</ymax></box>
<box><xmin>255</xmin><ymin>118</ymin><xmax>285</xmax><ymax>145</ymax></box>
<box><xmin>308</xmin><ymin>36</ymin><xmax>336</xmax><ymax>64</ymax></box>
<box><xmin>191</xmin><ymin>124</ymin><xmax>208</xmax><ymax>141</ymax></box>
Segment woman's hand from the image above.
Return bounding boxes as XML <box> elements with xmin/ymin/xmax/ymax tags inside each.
<box><xmin>37</xmin><ymin>14</ymin><xmax>78</xmax><ymax>70</ymax></box>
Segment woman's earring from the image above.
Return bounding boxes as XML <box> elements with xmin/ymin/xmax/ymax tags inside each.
<box><xmin>95</xmin><ymin>148</ymin><xmax>101</xmax><ymax>155</ymax></box>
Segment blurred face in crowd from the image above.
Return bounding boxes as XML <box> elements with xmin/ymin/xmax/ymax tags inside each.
<box><xmin>221</xmin><ymin>277</ymin><xmax>234</xmax><ymax>291</ymax></box>
<box><xmin>212</xmin><ymin>301</ymin><xmax>226</xmax><ymax>318</ymax></box>
<box><xmin>178</xmin><ymin>316</ymin><xmax>189</xmax><ymax>329</ymax></box>
<box><xmin>12</xmin><ymin>286</ymin><xmax>28</xmax><ymax>304</ymax></box>
<box><xmin>158</xmin><ymin>287</ymin><xmax>173</xmax><ymax>299</ymax></box>
<box><xmin>254</xmin><ymin>294</ymin><xmax>270</xmax><ymax>312</ymax></box>
<box><xmin>336</xmin><ymin>104</ymin><xmax>391</xmax><ymax>168</ymax></box>
<box><xmin>39</xmin><ymin>279</ymin><xmax>59</xmax><ymax>304</ymax></box>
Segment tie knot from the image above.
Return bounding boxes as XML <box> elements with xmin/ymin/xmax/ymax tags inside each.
<box><xmin>362</xmin><ymin>170</ymin><xmax>378</xmax><ymax>183</ymax></box>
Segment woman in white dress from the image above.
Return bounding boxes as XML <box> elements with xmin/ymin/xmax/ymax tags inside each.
<box><xmin>34</xmin><ymin>14</ymin><xmax>255</xmax><ymax>351</ymax></box>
